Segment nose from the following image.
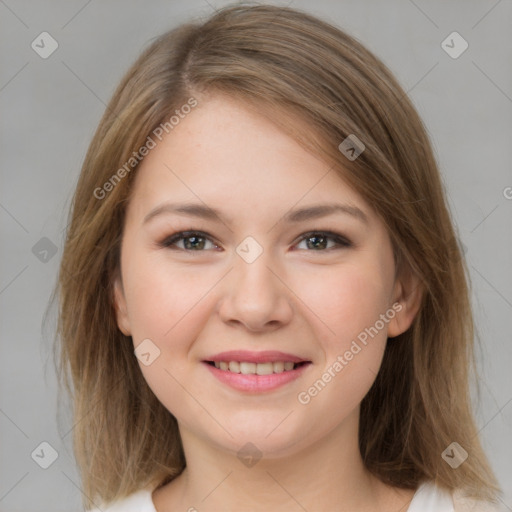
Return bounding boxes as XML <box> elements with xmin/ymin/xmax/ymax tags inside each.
<box><xmin>217</xmin><ymin>248</ymin><xmax>294</xmax><ymax>332</ymax></box>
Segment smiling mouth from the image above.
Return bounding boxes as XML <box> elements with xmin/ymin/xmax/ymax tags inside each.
<box><xmin>206</xmin><ymin>361</ymin><xmax>310</xmax><ymax>375</ymax></box>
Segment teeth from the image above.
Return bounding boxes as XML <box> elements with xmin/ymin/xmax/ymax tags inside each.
<box><xmin>213</xmin><ymin>361</ymin><xmax>300</xmax><ymax>374</ymax></box>
<box><xmin>256</xmin><ymin>362</ymin><xmax>273</xmax><ymax>375</ymax></box>
<box><xmin>240</xmin><ymin>362</ymin><xmax>256</xmax><ymax>374</ymax></box>
<box><xmin>228</xmin><ymin>361</ymin><xmax>240</xmax><ymax>373</ymax></box>
<box><xmin>273</xmin><ymin>361</ymin><xmax>284</xmax><ymax>373</ymax></box>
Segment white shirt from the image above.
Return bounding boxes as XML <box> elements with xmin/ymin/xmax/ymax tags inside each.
<box><xmin>87</xmin><ymin>479</ymin><xmax>455</xmax><ymax>511</ymax></box>
<box><xmin>408</xmin><ymin>480</ymin><xmax>454</xmax><ymax>511</ymax></box>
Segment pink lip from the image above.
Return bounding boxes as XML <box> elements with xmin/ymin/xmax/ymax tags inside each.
<box><xmin>202</xmin><ymin>350</ymin><xmax>312</xmax><ymax>393</ymax></box>
<box><xmin>205</xmin><ymin>350</ymin><xmax>308</xmax><ymax>364</ymax></box>
<box><xmin>204</xmin><ymin>362</ymin><xmax>310</xmax><ymax>392</ymax></box>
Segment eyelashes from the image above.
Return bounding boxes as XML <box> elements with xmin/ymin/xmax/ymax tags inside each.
<box><xmin>157</xmin><ymin>230</ymin><xmax>353</xmax><ymax>253</ymax></box>
<box><xmin>158</xmin><ymin>231</ymin><xmax>220</xmax><ymax>252</ymax></box>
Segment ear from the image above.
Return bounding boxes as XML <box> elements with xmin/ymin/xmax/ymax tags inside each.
<box><xmin>387</xmin><ymin>264</ymin><xmax>423</xmax><ymax>338</ymax></box>
<box><xmin>112</xmin><ymin>272</ymin><xmax>132</xmax><ymax>336</ymax></box>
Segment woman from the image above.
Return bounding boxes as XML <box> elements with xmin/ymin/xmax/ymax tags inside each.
<box><xmin>54</xmin><ymin>4</ymin><xmax>502</xmax><ymax>511</ymax></box>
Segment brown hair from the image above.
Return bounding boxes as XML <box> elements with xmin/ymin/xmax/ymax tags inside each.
<box><xmin>52</xmin><ymin>3</ymin><xmax>501</xmax><ymax>509</ymax></box>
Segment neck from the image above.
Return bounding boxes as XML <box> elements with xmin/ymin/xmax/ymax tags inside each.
<box><xmin>152</xmin><ymin>408</ymin><xmax>413</xmax><ymax>512</ymax></box>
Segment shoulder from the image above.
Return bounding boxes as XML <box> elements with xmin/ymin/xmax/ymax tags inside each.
<box><xmin>452</xmin><ymin>488</ymin><xmax>505</xmax><ymax>512</ymax></box>
<box><xmin>408</xmin><ymin>481</ymin><xmax>504</xmax><ymax>512</ymax></box>
<box><xmin>408</xmin><ymin>480</ymin><xmax>454</xmax><ymax>511</ymax></box>
<box><xmin>86</xmin><ymin>488</ymin><xmax>156</xmax><ymax>512</ymax></box>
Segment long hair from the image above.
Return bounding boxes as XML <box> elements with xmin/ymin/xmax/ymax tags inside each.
<box><xmin>52</xmin><ymin>3</ymin><xmax>501</xmax><ymax>509</ymax></box>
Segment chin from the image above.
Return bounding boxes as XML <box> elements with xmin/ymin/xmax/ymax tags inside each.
<box><xmin>210</xmin><ymin>415</ymin><xmax>315</xmax><ymax>459</ymax></box>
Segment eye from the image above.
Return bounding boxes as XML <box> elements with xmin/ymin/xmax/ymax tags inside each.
<box><xmin>294</xmin><ymin>231</ymin><xmax>352</xmax><ymax>251</ymax></box>
<box><xmin>158</xmin><ymin>231</ymin><xmax>220</xmax><ymax>251</ymax></box>
<box><xmin>158</xmin><ymin>230</ymin><xmax>352</xmax><ymax>252</ymax></box>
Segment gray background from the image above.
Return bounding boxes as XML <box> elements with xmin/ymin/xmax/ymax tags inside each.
<box><xmin>1</xmin><ymin>1</ymin><xmax>511</xmax><ymax>511</ymax></box>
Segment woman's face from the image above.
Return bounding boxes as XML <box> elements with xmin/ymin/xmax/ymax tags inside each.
<box><xmin>114</xmin><ymin>93</ymin><xmax>417</xmax><ymax>458</ymax></box>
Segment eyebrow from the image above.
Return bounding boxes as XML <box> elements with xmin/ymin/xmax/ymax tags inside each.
<box><xmin>143</xmin><ymin>201</ymin><xmax>369</xmax><ymax>226</ymax></box>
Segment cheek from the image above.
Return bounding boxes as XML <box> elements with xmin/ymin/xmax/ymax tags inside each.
<box><xmin>295</xmin><ymin>262</ymin><xmax>392</xmax><ymax>348</ymax></box>
<box><xmin>293</xmin><ymin>264</ymin><xmax>392</xmax><ymax>414</ymax></box>
<box><xmin>122</xmin><ymin>250</ymin><xmax>212</xmax><ymax>343</ymax></box>
<box><xmin>121</xmin><ymin>254</ymin><xmax>215</xmax><ymax>420</ymax></box>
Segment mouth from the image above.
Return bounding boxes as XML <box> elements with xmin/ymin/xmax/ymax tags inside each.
<box><xmin>202</xmin><ymin>350</ymin><xmax>312</xmax><ymax>392</ymax></box>
<box><xmin>205</xmin><ymin>360</ymin><xmax>310</xmax><ymax>374</ymax></box>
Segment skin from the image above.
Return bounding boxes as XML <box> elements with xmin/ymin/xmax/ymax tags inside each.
<box><xmin>113</xmin><ymin>92</ymin><xmax>423</xmax><ymax>512</ymax></box>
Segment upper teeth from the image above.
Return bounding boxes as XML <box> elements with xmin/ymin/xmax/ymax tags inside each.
<box><xmin>214</xmin><ymin>361</ymin><xmax>296</xmax><ymax>374</ymax></box>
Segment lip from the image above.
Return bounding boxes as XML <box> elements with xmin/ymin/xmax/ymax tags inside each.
<box><xmin>202</xmin><ymin>350</ymin><xmax>312</xmax><ymax>393</ymax></box>
<box><xmin>205</xmin><ymin>350</ymin><xmax>308</xmax><ymax>364</ymax></box>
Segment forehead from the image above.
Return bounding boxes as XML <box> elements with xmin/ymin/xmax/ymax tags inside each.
<box><xmin>126</xmin><ymin>93</ymin><xmax>377</xmax><ymax>227</ymax></box>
